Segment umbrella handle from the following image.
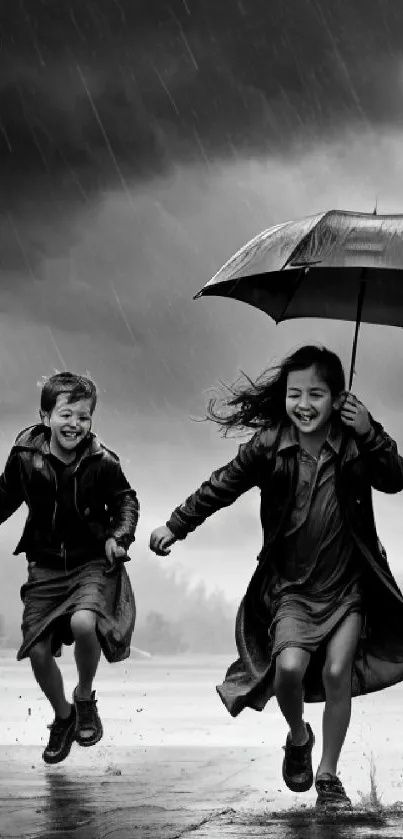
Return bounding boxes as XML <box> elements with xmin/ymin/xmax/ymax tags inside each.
<box><xmin>348</xmin><ymin>277</ymin><xmax>366</xmax><ymax>390</ymax></box>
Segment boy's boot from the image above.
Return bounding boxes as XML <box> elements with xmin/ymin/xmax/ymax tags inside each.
<box><xmin>73</xmin><ymin>687</ymin><xmax>103</xmax><ymax>747</ymax></box>
<box><xmin>43</xmin><ymin>705</ymin><xmax>76</xmax><ymax>764</ymax></box>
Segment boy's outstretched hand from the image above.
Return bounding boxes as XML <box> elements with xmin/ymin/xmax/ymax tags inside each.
<box><xmin>105</xmin><ymin>537</ymin><xmax>127</xmax><ymax>566</ymax></box>
<box><xmin>149</xmin><ymin>525</ymin><xmax>177</xmax><ymax>556</ymax></box>
<box><xmin>340</xmin><ymin>393</ymin><xmax>371</xmax><ymax>436</ymax></box>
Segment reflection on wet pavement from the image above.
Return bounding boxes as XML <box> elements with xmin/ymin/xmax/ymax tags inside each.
<box><xmin>189</xmin><ymin>807</ymin><xmax>403</xmax><ymax>837</ymax></box>
<box><xmin>42</xmin><ymin>771</ymin><xmax>97</xmax><ymax>835</ymax></box>
<box><xmin>3</xmin><ymin>770</ymin><xmax>403</xmax><ymax>838</ymax></box>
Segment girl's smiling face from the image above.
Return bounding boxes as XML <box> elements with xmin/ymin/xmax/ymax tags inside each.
<box><xmin>285</xmin><ymin>365</ymin><xmax>343</xmax><ymax>435</ymax></box>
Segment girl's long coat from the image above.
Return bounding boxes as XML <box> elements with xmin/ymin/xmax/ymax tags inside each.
<box><xmin>167</xmin><ymin>420</ymin><xmax>403</xmax><ymax>716</ymax></box>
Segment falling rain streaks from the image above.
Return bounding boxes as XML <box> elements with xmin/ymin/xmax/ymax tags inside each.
<box><xmin>151</xmin><ymin>64</ymin><xmax>180</xmax><ymax>115</ymax></box>
<box><xmin>110</xmin><ymin>282</ymin><xmax>141</xmax><ymax>354</ymax></box>
<box><xmin>75</xmin><ymin>63</ymin><xmax>137</xmax><ymax>210</ymax></box>
<box><xmin>169</xmin><ymin>8</ymin><xmax>199</xmax><ymax>71</ymax></box>
<box><xmin>46</xmin><ymin>326</ymin><xmax>67</xmax><ymax>369</ymax></box>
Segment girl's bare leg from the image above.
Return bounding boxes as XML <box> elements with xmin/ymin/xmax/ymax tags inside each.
<box><xmin>317</xmin><ymin>612</ymin><xmax>362</xmax><ymax>777</ymax></box>
<box><xmin>274</xmin><ymin>647</ymin><xmax>311</xmax><ymax>744</ymax></box>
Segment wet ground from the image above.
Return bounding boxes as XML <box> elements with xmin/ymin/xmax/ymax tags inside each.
<box><xmin>1</xmin><ymin>652</ymin><xmax>403</xmax><ymax>838</ymax></box>
<box><xmin>3</xmin><ymin>746</ymin><xmax>403</xmax><ymax>839</ymax></box>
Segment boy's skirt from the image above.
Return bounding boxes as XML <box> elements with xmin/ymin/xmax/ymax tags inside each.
<box><xmin>18</xmin><ymin>558</ymin><xmax>136</xmax><ymax>663</ymax></box>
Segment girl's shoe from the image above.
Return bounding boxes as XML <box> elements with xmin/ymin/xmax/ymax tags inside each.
<box><xmin>282</xmin><ymin>722</ymin><xmax>315</xmax><ymax>792</ymax></box>
<box><xmin>315</xmin><ymin>773</ymin><xmax>352</xmax><ymax>810</ymax></box>
<box><xmin>73</xmin><ymin>687</ymin><xmax>103</xmax><ymax>747</ymax></box>
<box><xmin>43</xmin><ymin>706</ymin><xmax>76</xmax><ymax>764</ymax></box>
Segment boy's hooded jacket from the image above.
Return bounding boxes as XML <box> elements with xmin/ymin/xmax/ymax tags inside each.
<box><xmin>167</xmin><ymin>418</ymin><xmax>403</xmax><ymax>715</ymax></box>
<box><xmin>0</xmin><ymin>425</ymin><xmax>139</xmax><ymax>561</ymax></box>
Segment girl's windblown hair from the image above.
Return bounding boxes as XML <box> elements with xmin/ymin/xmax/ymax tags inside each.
<box><xmin>207</xmin><ymin>345</ymin><xmax>345</xmax><ymax>435</ymax></box>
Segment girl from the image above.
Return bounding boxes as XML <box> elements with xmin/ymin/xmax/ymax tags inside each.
<box><xmin>149</xmin><ymin>345</ymin><xmax>403</xmax><ymax>809</ymax></box>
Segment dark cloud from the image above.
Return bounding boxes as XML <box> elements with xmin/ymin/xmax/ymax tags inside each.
<box><xmin>1</xmin><ymin>0</ymin><xmax>403</xmax><ymax>212</ymax></box>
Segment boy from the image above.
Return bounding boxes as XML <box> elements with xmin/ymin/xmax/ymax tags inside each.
<box><xmin>0</xmin><ymin>372</ymin><xmax>139</xmax><ymax>764</ymax></box>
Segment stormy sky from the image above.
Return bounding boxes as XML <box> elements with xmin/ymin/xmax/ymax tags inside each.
<box><xmin>2</xmin><ymin>0</ymin><xmax>403</xmax><ymax>637</ymax></box>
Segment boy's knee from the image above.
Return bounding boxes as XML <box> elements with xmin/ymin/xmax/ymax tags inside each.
<box><xmin>29</xmin><ymin>640</ymin><xmax>52</xmax><ymax>669</ymax></box>
<box><xmin>70</xmin><ymin>610</ymin><xmax>97</xmax><ymax>638</ymax></box>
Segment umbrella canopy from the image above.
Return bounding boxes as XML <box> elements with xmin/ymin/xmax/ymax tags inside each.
<box><xmin>195</xmin><ymin>210</ymin><xmax>403</xmax><ymax>387</ymax></box>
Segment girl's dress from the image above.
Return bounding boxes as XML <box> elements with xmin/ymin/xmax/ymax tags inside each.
<box><xmin>166</xmin><ymin>418</ymin><xmax>403</xmax><ymax>715</ymax></box>
<box><xmin>270</xmin><ymin>424</ymin><xmax>363</xmax><ymax>658</ymax></box>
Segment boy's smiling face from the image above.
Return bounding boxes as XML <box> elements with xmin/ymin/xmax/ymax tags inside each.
<box><xmin>42</xmin><ymin>393</ymin><xmax>93</xmax><ymax>460</ymax></box>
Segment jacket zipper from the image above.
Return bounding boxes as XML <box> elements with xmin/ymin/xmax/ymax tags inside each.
<box><xmin>51</xmin><ymin>466</ymin><xmax>66</xmax><ymax>570</ymax></box>
<box><xmin>51</xmin><ymin>468</ymin><xmax>58</xmax><ymax>534</ymax></box>
<box><xmin>61</xmin><ymin>541</ymin><xmax>66</xmax><ymax>573</ymax></box>
<box><xmin>73</xmin><ymin>473</ymin><xmax>85</xmax><ymax>522</ymax></box>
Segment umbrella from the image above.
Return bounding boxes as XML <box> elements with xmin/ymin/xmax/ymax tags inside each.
<box><xmin>194</xmin><ymin>210</ymin><xmax>403</xmax><ymax>388</ymax></box>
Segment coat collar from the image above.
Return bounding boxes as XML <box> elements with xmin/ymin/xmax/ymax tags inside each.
<box><xmin>277</xmin><ymin>420</ymin><xmax>343</xmax><ymax>455</ymax></box>
<box><xmin>13</xmin><ymin>424</ymin><xmax>104</xmax><ymax>466</ymax></box>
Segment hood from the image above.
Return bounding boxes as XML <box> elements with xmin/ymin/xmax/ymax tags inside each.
<box><xmin>13</xmin><ymin>424</ymin><xmax>107</xmax><ymax>467</ymax></box>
